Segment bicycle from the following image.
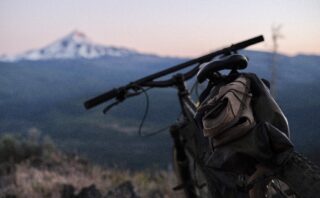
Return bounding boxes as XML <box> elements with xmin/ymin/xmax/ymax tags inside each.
<box><xmin>84</xmin><ymin>35</ymin><xmax>320</xmax><ymax>198</ymax></box>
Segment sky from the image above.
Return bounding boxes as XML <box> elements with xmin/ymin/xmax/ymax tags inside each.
<box><xmin>0</xmin><ymin>0</ymin><xmax>319</xmax><ymax>57</ymax></box>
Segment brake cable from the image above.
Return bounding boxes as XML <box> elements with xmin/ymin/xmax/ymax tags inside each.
<box><xmin>137</xmin><ymin>86</ymin><xmax>171</xmax><ymax>137</ymax></box>
<box><xmin>190</xmin><ymin>81</ymin><xmax>200</xmax><ymax>100</ymax></box>
<box><xmin>101</xmin><ymin>85</ymin><xmax>170</xmax><ymax>137</ymax></box>
<box><xmin>103</xmin><ymin>66</ymin><xmax>199</xmax><ymax>137</ymax></box>
<box><xmin>138</xmin><ymin>67</ymin><xmax>199</xmax><ymax>137</ymax></box>
<box><xmin>137</xmin><ymin>86</ymin><xmax>150</xmax><ymax>136</ymax></box>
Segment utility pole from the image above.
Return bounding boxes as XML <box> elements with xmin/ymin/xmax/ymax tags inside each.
<box><xmin>270</xmin><ymin>25</ymin><xmax>283</xmax><ymax>98</ymax></box>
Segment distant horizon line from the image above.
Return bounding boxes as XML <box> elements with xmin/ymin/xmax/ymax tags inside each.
<box><xmin>1</xmin><ymin>30</ymin><xmax>319</xmax><ymax>58</ymax></box>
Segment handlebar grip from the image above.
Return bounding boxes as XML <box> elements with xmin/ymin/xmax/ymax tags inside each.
<box><xmin>231</xmin><ymin>35</ymin><xmax>264</xmax><ymax>51</ymax></box>
<box><xmin>84</xmin><ymin>88</ymin><xmax>119</xmax><ymax>109</ymax></box>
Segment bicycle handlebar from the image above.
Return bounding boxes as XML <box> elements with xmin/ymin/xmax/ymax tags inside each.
<box><xmin>229</xmin><ymin>35</ymin><xmax>264</xmax><ymax>51</ymax></box>
<box><xmin>84</xmin><ymin>67</ymin><xmax>197</xmax><ymax>109</ymax></box>
<box><xmin>84</xmin><ymin>88</ymin><xmax>122</xmax><ymax>109</ymax></box>
<box><xmin>84</xmin><ymin>35</ymin><xmax>264</xmax><ymax>110</ymax></box>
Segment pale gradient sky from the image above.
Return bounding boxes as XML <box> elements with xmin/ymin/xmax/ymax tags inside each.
<box><xmin>0</xmin><ymin>0</ymin><xmax>319</xmax><ymax>57</ymax></box>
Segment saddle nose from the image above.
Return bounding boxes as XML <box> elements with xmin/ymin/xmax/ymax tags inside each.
<box><xmin>197</xmin><ymin>54</ymin><xmax>248</xmax><ymax>83</ymax></box>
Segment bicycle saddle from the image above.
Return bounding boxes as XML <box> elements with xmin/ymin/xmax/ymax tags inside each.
<box><xmin>197</xmin><ymin>54</ymin><xmax>248</xmax><ymax>83</ymax></box>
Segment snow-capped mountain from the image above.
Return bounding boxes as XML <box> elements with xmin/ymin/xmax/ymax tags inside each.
<box><xmin>0</xmin><ymin>31</ymin><xmax>139</xmax><ymax>62</ymax></box>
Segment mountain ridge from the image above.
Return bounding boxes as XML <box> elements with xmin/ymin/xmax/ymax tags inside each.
<box><xmin>0</xmin><ymin>31</ymin><xmax>142</xmax><ymax>62</ymax></box>
<box><xmin>2</xmin><ymin>31</ymin><xmax>320</xmax><ymax>63</ymax></box>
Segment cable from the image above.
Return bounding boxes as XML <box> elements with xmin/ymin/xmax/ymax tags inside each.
<box><xmin>195</xmin><ymin>81</ymin><xmax>200</xmax><ymax>99</ymax></box>
<box><xmin>190</xmin><ymin>80</ymin><xmax>201</xmax><ymax>103</ymax></box>
<box><xmin>141</xmin><ymin>125</ymin><xmax>171</xmax><ymax>137</ymax></box>
<box><xmin>100</xmin><ymin>85</ymin><xmax>169</xmax><ymax>137</ymax></box>
<box><xmin>137</xmin><ymin>87</ymin><xmax>171</xmax><ymax>137</ymax></box>
<box><xmin>138</xmin><ymin>87</ymin><xmax>150</xmax><ymax>136</ymax></box>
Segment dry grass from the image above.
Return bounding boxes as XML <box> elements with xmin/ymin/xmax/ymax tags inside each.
<box><xmin>0</xmin><ymin>131</ymin><xmax>185</xmax><ymax>198</ymax></box>
<box><xmin>0</xmin><ymin>133</ymin><xmax>183</xmax><ymax>198</ymax></box>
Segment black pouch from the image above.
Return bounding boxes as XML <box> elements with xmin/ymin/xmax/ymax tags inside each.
<box><xmin>201</xmin><ymin>73</ymin><xmax>293</xmax><ymax>172</ymax></box>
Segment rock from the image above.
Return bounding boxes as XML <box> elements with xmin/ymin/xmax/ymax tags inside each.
<box><xmin>0</xmin><ymin>163</ymin><xmax>15</xmax><ymax>176</ymax></box>
<box><xmin>61</xmin><ymin>184</ymin><xmax>103</xmax><ymax>198</ymax></box>
<box><xmin>4</xmin><ymin>194</ymin><xmax>17</xmax><ymax>198</ymax></box>
<box><xmin>148</xmin><ymin>190</ymin><xmax>164</xmax><ymax>198</ymax></box>
<box><xmin>29</xmin><ymin>156</ymin><xmax>43</xmax><ymax>168</ymax></box>
<box><xmin>77</xmin><ymin>185</ymin><xmax>102</xmax><ymax>198</ymax></box>
<box><xmin>105</xmin><ymin>181</ymin><xmax>139</xmax><ymax>198</ymax></box>
<box><xmin>61</xmin><ymin>184</ymin><xmax>76</xmax><ymax>198</ymax></box>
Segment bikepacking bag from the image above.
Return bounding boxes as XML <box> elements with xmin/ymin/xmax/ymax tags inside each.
<box><xmin>197</xmin><ymin>75</ymin><xmax>255</xmax><ymax>147</ymax></box>
<box><xmin>196</xmin><ymin>73</ymin><xmax>293</xmax><ymax>172</ymax></box>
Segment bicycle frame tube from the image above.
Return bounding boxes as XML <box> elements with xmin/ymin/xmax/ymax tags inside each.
<box><xmin>173</xmin><ymin>74</ymin><xmax>209</xmax><ymax>156</ymax></box>
<box><xmin>174</xmin><ymin>74</ymin><xmax>197</xmax><ymax>117</ymax></box>
<box><xmin>171</xmin><ymin>74</ymin><xmax>214</xmax><ymax>197</ymax></box>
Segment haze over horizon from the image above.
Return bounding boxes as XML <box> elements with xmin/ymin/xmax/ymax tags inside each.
<box><xmin>1</xmin><ymin>0</ymin><xmax>319</xmax><ymax>57</ymax></box>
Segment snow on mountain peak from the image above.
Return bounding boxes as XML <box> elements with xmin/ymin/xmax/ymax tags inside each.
<box><xmin>64</xmin><ymin>30</ymin><xmax>91</xmax><ymax>44</ymax></box>
<box><xmin>70</xmin><ymin>30</ymin><xmax>86</xmax><ymax>38</ymax></box>
<box><xmin>0</xmin><ymin>31</ymin><xmax>139</xmax><ymax>62</ymax></box>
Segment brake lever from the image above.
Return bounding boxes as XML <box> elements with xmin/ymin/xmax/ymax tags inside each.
<box><xmin>103</xmin><ymin>100</ymin><xmax>121</xmax><ymax>114</ymax></box>
<box><xmin>102</xmin><ymin>89</ymin><xmax>143</xmax><ymax>114</ymax></box>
